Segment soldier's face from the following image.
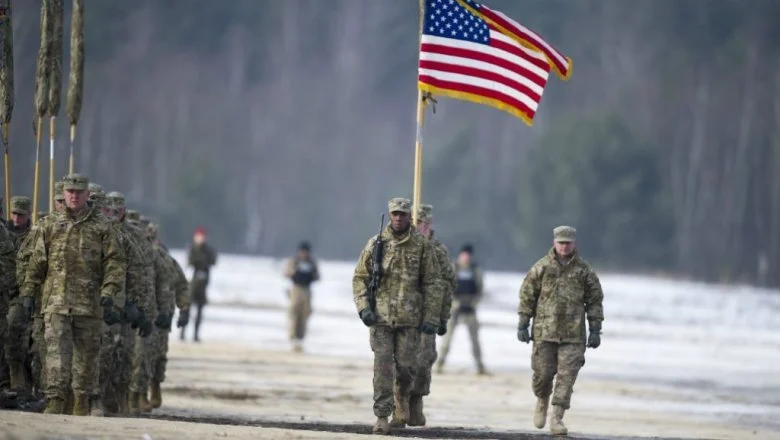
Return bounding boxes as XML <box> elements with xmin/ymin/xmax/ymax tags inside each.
<box><xmin>11</xmin><ymin>212</ymin><xmax>29</xmax><ymax>226</ymax></box>
<box><xmin>65</xmin><ymin>189</ymin><xmax>89</xmax><ymax>210</ymax></box>
<box><xmin>416</xmin><ymin>221</ymin><xmax>432</xmax><ymax>237</ymax></box>
<box><xmin>54</xmin><ymin>200</ymin><xmax>64</xmax><ymax>212</ymax></box>
<box><xmin>554</xmin><ymin>240</ymin><xmax>575</xmax><ymax>257</ymax></box>
<box><xmin>390</xmin><ymin>211</ymin><xmax>410</xmax><ymax>232</ymax></box>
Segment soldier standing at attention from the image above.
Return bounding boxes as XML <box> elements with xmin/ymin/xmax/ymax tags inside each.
<box><xmin>436</xmin><ymin>243</ymin><xmax>487</xmax><ymax>375</ymax></box>
<box><xmin>517</xmin><ymin>226</ymin><xmax>604</xmax><ymax>436</ymax></box>
<box><xmin>21</xmin><ymin>173</ymin><xmax>126</xmax><ymax>415</ymax></box>
<box><xmin>284</xmin><ymin>241</ymin><xmax>319</xmax><ymax>353</ymax></box>
<box><xmin>352</xmin><ymin>198</ymin><xmax>441</xmax><ymax>435</ymax></box>
<box><xmin>181</xmin><ymin>227</ymin><xmax>216</xmax><ymax>343</ymax></box>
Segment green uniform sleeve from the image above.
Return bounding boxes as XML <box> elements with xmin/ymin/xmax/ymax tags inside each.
<box><xmin>584</xmin><ymin>268</ymin><xmax>604</xmax><ymax>323</ymax></box>
<box><xmin>100</xmin><ymin>223</ymin><xmax>127</xmax><ymax>305</ymax></box>
<box><xmin>420</xmin><ymin>239</ymin><xmax>442</xmax><ymax>326</ymax></box>
<box><xmin>518</xmin><ymin>261</ymin><xmax>544</xmax><ymax>318</ymax></box>
<box><xmin>351</xmin><ymin>237</ymin><xmax>375</xmax><ymax>314</ymax></box>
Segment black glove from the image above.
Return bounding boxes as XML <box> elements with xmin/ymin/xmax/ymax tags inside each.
<box><xmin>177</xmin><ymin>308</ymin><xmax>190</xmax><ymax>328</ymax></box>
<box><xmin>22</xmin><ymin>296</ymin><xmax>35</xmax><ymax>322</ymax></box>
<box><xmin>517</xmin><ymin>314</ymin><xmax>531</xmax><ymax>343</ymax></box>
<box><xmin>122</xmin><ymin>301</ymin><xmax>140</xmax><ymax>325</ymax></box>
<box><xmin>437</xmin><ymin>320</ymin><xmax>447</xmax><ymax>336</ymax></box>
<box><xmin>359</xmin><ymin>308</ymin><xmax>377</xmax><ymax>327</ymax></box>
<box><xmin>154</xmin><ymin>312</ymin><xmax>170</xmax><ymax>329</ymax></box>
<box><xmin>101</xmin><ymin>297</ymin><xmax>121</xmax><ymax>325</ymax></box>
<box><xmin>420</xmin><ymin>322</ymin><xmax>437</xmax><ymax>335</ymax></box>
<box><xmin>139</xmin><ymin>319</ymin><xmax>153</xmax><ymax>338</ymax></box>
<box><xmin>133</xmin><ymin>309</ymin><xmax>147</xmax><ymax>330</ymax></box>
<box><xmin>587</xmin><ymin>320</ymin><xmax>601</xmax><ymax>349</ymax></box>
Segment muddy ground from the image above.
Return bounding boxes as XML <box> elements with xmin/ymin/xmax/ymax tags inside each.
<box><xmin>1</xmin><ymin>339</ymin><xmax>777</xmax><ymax>440</ymax></box>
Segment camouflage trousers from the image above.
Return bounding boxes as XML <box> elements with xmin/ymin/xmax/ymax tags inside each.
<box><xmin>410</xmin><ymin>333</ymin><xmax>437</xmax><ymax>397</ymax></box>
<box><xmin>130</xmin><ymin>331</ymin><xmax>152</xmax><ymax>393</ymax></box>
<box><xmin>117</xmin><ymin>324</ymin><xmax>136</xmax><ymax>391</ymax></box>
<box><xmin>98</xmin><ymin>323</ymin><xmax>122</xmax><ymax>401</ymax></box>
<box><xmin>30</xmin><ymin>314</ymin><xmax>46</xmax><ymax>395</ymax></box>
<box><xmin>438</xmin><ymin>310</ymin><xmax>483</xmax><ymax>368</ymax></box>
<box><xmin>531</xmin><ymin>341</ymin><xmax>586</xmax><ymax>410</ymax></box>
<box><xmin>369</xmin><ymin>326</ymin><xmax>420</xmax><ymax>418</ymax></box>
<box><xmin>288</xmin><ymin>289</ymin><xmax>312</xmax><ymax>341</ymax></box>
<box><xmin>149</xmin><ymin>326</ymin><xmax>170</xmax><ymax>383</ymax></box>
<box><xmin>0</xmin><ymin>299</ymin><xmax>8</xmax><ymax>390</ymax></box>
<box><xmin>5</xmin><ymin>297</ymin><xmax>33</xmax><ymax>391</ymax></box>
<box><xmin>44</xmin><ymin>313</ymin><xmax>102</xmax><ymax>401</ymax></box>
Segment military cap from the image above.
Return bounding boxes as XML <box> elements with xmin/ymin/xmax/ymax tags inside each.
<box><xmin>147</xmin><ymin>223</ymin><xmax>159</xmax><ymax>239</ymax></box>
<box><xmin>553</xmin><ymin>225</ymin><xmax>577</xmax><ymax>243</ymax></box>
<box><xmin>62</xmin><ymin>173</ymin><xmax>90</xmax><ymax>191</ymax></box>
<box><xmin>387</xmin><ymin>197</ymin><xmax>411</xmax><ymax>214</ymax></box>
<box><xmin>138</xmin><ymin>215</ymin><xmax>151</xmax><ymax>228</ymax></box>
<box><xmin>88</xmin><ymin>182</ymin><xmax>104</xmax><ymax>194</ymax></box>
<box><xmin>10</xmin><ymin>196</ymin><xmax>32</xmax><ymax>215</ymax></box>
<box><xmin>125</xmin><ymin>209</ymin><xmax>141</xmax><ymax>221</ymax></box>
<box><xmin>90</xmin><ymin>191</ymin><xmax>106</xmax><ymax>208</ymax></box>
<box><xmin>106</xmin><ymin>191</ymin><xmax>126</xmax><ymax>208</ymax></box>
<box><xmin>416</xmin><ymin>204</ymin><xmax>433</xmax><ymax>223</ymax></box>
<box><xmin>54</xmin><ymin>181</ymin><xmax>65</xmax><ymax>201</ymax></box>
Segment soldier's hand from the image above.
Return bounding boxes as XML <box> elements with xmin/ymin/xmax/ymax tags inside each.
<box><xmin>22</xmin><ymin>296</ymin><xmax>35</xmax><ymax>322</ymax></box>
<box><xmin>139</xmin><ymin>319</ymin><xmax>153</xmax><ymax>338</ymax></box>
<box><xmin>122</xmin><ymin>301</ymin><xmax>140</xmax><ymax>325</ymax></box>
<box><xmin>437</xmin><ymin>320</ymin><xmax>447</xmax><ymax>336</ymax></box>
<box><xmin>359</xmin><ymin>308</ymin><xmax>377</xmax><ymax>327</ymax></box>
<box><xmin>587</xmin><ymin>320</ymin><xmax>601</xmax><ymax>349</ymax></box>
<box><xmin>154</xmin><ymin>313</ymin><xmax>169</xmax><ymax>329</ymax></box>
<box><xmin>420</xmin><ymin>322</ymin><xmax>437</xmax><ymax>335</ymax></box>
<box><xmin>101</xmin><ymin>297</ymin><xmax>121</xmax><ymax>325</ymax></box>
<box><xmin>177</xmin><ymin>308</ymin><xmax>190</xmax><ymax>328</ymax></box>
<box><xmin>517</xmin><ymin>314</ymin><xmax>531</xmax><ymax>343</ymax></box>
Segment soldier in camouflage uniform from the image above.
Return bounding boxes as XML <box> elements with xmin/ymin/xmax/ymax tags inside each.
<box><xmin>180</xmin><ymin>227</ymin><xmax>216</xmax><ymax>343</ymax></box>
<box><xmin>283</xmin><ymin>241</ymin><xmax>319</xmax><ymax>352</ymax></box>
<box><xmin>21</xmin><ymin>174</ymin><xmax>127</xmax><ymax>416</ymax></box>
<box><xmin>104</xmin><ymin>194</ymin><xmax>157</xmax><ymax>414</ymax></box>
<box><xmin>517</xmin><ymin>226</ymin><xmax>604</xmax><ymax>436</ymax></box>
<box><xmin>5</xmin><ymin>196</ymin><xmax>34</xmax><ymax>392</ymax></box>
<box><xmin>390</xmin><ymin>204</ymin><xmax>455</xmax><ymax>428</ymax></box>
<box><xmin>147</xmin><ymin>222</ymin><xmax>190</xmax><ymax>409</ymax></box>
<box><xmin>352</xmin><ymin>198</ymin><xmax>442</xmax><ymax>435</ymax></box>
<box><xmin>0</xmin><ymin>199</ymin><xmax>18</xmax><ymax>394</ymax></box>
<box><xmin>437</xmin><ymin>243</ymin><xmax>487</xmax><ymax>375</ymax></box>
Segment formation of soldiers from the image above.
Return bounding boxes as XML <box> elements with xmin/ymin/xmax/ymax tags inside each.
<box><xmin>0</xmin><ymin>173</ymin><xmax>197</xmax><ymax>417</ymax></box>
<box><xmin>352</xmin><ymin>198</ymin><xmax>604</xmax><ymax>436</ymax></box>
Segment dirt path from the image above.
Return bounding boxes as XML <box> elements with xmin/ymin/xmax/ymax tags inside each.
<box><xmin>1</xmin><ymin>340</ymin><xmax>777</xmax><ymax>440</ymax></box>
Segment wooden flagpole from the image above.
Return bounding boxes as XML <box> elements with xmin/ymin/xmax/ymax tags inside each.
<box><xmin>412</xmin><ymin>0</ymin><xmax>426</xmax><ymax>225</ymax></box>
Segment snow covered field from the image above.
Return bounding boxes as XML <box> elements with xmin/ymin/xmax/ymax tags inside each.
<box><xmin>2</xmin><ymin>250</ymin><xmax>778</xmax><ymax>440</ymax></box>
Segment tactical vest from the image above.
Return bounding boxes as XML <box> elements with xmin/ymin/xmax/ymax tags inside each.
<box><xmin>455</xmin><ymin>264</ymin><xmax>478</xmax><ymax>296</ymax></box>
<box><xmin>291</xmin><ymin>260</ymin><xmax>315</xmax><ymax>287</ymax></box>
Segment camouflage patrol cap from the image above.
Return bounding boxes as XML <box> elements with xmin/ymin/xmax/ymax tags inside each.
<box><xmin>387</xmin><ymin>197</ymin><xmax>411</xmax><ymax>214</ymax></box>
<box><xmin>106</xmin><ymin>191</ymin><xmax>126</xmax><ymax>208</ymax></box>
<box><xmin>147</xmin><ymin>223</ymin><xmax>159</xmax><ymax>239</ymax></box>
<box><xmin>553</xmin><ymin>225</ymin><xmax>577</xmax><ymax>243</ymax></box>
<box><xmin>10</xmin><ymin>196</ymin><xmax>32</xmax><ymax>215</ymax></box>
<box><xmin>416</xmin><ymin>204</ymin><xmax>433</xmax><ymax>223</ymax></box>
<box><xmin>88</xmin><ymin>182</ymin><xmax>104</xmax><ymax>194</ymax></box>
<box><xmin>138</xmin><ymin>215</ymin><xmax>151</xmax><ymax>228</ymax></box>
<box><xmin>62</xmin><ymin>173</ymin><xmax>89</xmax><ymax>191</ymax></box>
<box><xmin>125</xmin><ymin>209</ymin><xmax>141</xmax><ymax>221</ymax></box>
<box><xmin>54</xmin><ymin>181</ymin><xmax>65</xmax><ymax>202</ymax></box>
<box><xmin>90</xmin><ymin>191</ymin><xmax>106</xmax><ymax>208</ymax></box>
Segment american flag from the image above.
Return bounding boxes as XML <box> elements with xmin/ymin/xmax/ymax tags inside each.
<box><xmin>458</xmin><ymin>0</ymin><xmax>572</xmax><ymax>80</ymax></box>
<box><xmin>418</xmin><ymin>0</ymin><xmax>551</xmax><ymax>125</ymax></box>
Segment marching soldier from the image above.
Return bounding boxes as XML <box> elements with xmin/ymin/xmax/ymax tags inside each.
<box><xmin>517</xmin><ymin>226</ymin><xmax>604</xmax><ymax>435</ymax></box>
<box><xmin>352</xmin><ymin>198</ymin><xmax>441</xmax><ymax>435</ymax></box>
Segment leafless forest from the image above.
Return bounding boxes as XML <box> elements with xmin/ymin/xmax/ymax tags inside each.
<box><xmin>5</xmin><ymin>0</ymin><xmax>780</xmax><ymax>286</ymax></box>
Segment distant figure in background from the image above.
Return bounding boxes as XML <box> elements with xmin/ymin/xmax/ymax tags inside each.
<box><xmin>517</xmin><ymin>225</ymin><xmax>604</xmax><ymax>436</ymax></box>
<box><xmin>180</xmin><ymin>227</ymin><xmax>217</xmax><ymax>343</ymax></box>
<box><xmin>436</xmin><ymin>244</ymin><xmax>487</xmax><ymax>375</ymax></box>
<box><xmin>283</xmin><ymin>241</ymin><xmax>320</xmax><ymax>353</ymax></box>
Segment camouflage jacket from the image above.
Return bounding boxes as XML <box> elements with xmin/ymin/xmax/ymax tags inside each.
<box><xmin>518</xmin><ymin>248</ymin><xmax>604</xmax><ymax>344</ymax></box>
<box><xmin>152</xmin><ymin>244</ymin><xmax>175</xmax><ymax>318</ymax></box>
<box><xmin>22</xmin><ymin>206</ymin><xmax>127</xmax><ymax>318</ymax></box>
<box><xmin>352</xmin><ymin>225</ymin><xmax>441</xmax><ymax>328</ymax></box>
<box><xmin>284</xmin><ymin>257</ymin><xmax>319</xmax><ymax>294</ymax></box>
<box><xmin>0</xmin><ymin>221</ymin><xmax>17</xmax><ymax>296</ymax></box>
<box><xmin>115</xmin><ymin>220</ymin><xmax>153</xmax><ymax>316</ymax></box>
<box><xmin>13</xmin><ymin>224</ymin><xmax>37</xmax><ymax>300</ymax></box>
<box><xmin>159</xmin><ymin>246</ymin><xmax>190</xmax><ymax>311</ymax></box>
<box><xmin>429</xmin><ymin>235</ymin><xmax>456</xmax><ymax>324</ymax></box>
<box><xmin>187</xmin><ymin>242</ymin><xmax>217</xmax><ymax>274</ymax></box>
<box><xmin>7</xmin><ymin>221</ymin><xmax>31</xmax><ymax>250</ymax></box>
